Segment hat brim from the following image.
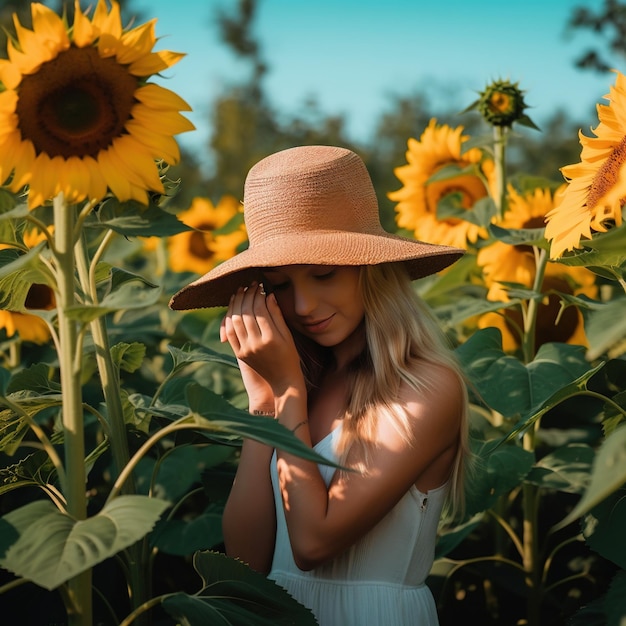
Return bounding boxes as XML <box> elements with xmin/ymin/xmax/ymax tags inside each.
<box><xmin>169</xmin><ymin>231</ymin><xmax>464</xmax><ymax>310</ymax></box>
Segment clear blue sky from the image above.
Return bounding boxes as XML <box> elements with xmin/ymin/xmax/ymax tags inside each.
<box><xmin>135</xmin><ymin>0</ymin><xmax>616</xmax><ymax>160</ymax></box>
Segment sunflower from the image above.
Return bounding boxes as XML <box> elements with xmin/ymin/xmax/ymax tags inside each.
<box><xmin>388</xmin><ymin>118</ymin><xmax>496</xmax><ymax>249</ymax></box>
<box><xmin>0</xmin><ymin>0</ymin><xmax>194</xmax><ymax>209</ymax></box>
<box><xmin>477</xmin><ymin>186</ymin><xmax>597</xmax><ymax>350</ymax></box>
<box><xmin>0</xmin><ymin>229</ymin><xmax>55</xmax><ymax>344</ymax></box>
<box><xmin>168</xmin><ymin>196</ymin><xmax>247</xmax><ymax>275</ymax></box>
<box><xmin>544</xmin><ymin>70</ymin><xmax>626</xmax><ymax>258</ymax></box>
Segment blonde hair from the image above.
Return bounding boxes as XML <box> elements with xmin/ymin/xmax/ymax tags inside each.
<box><xmin>300</xmin><ymin>263</ymin><xmax>471</xmax><ymax>520</ymax></box>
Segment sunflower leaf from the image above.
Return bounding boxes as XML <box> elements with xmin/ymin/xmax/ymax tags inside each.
<box><xmin>437</xmin><ymin>194</ymin><xmax>497</xmax><ymax>227</ymax></box>
<box><xmin>488</xmin><ymin>224</ymin><xmax>549</xmax><ymax>248</ymax></box>
<box><xmin>0</xmin><ymin>496</ymin><xmax>170</xmax><ymax>590</ymax></box>
<box><xmin>162</xmin><ymin>551</ymin><xmax>318</xmax><ymax>625</ymax></box>
<box><xmin>89</xmin><ymin>199</ymin><xmax>192</xmax><ymax>238</ymax></box>
<box><xmin>556</xmin><ymin>425</ymin><xmax>626</xmax><ymax>528</ymax></box>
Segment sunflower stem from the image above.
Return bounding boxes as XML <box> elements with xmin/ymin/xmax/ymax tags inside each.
<box><xmin>493</xmin><ymin>125</ymin><xmax>508</xmax><ymax>219</ymax></box>
<box><xmin>75</xmin><ymin>230</ymin><xmax>149</xmax><ymax>615</ymax></box>
<box><xmin>53</xmin><ymin>193</ymin><xmax>92</xmax><ymax>626</ymax></box>
<box><xmin>522</xmin><ymin>247</ymin><xmax>548</xmax><ymax>363</ymax></box>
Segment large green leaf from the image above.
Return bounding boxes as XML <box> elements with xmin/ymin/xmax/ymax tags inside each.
<box><xmin>488</xmin><ymin>224</ymin><xmax>549</xmax><ymax>249</ymax></box>
<box><xmin>162</xmin><ymin>551</ymin><xmax>317</xmax><ymax>625</ymax></box>
<box><xmin>581</xmin><ymin>488</ymin><xmax>626</xmax><ymax>570</ymax></box>
<box><xmin>86</xmin><ymin>198</ymin><xmax>191</xmax><ymax>237</ymax></box>
<box><xmin>557</xmin><ymin>424</ymin><xmax>626</xmax><ymax>527</ymax></box>
<box><xmin>524</xmin><ymin>444</ymin><xmax>594</xmax><ymax>494</ymax></box>
<box><xmin>465</xmin><ymin>439</ymin><xmax>534</xmax><ymax>517</ymax></box>
<box><xmin>65</xmin><ymin>281</ymin><xmax>162</xmax><ymax>322</ymax></box>
<box><xmin>152</xmin><ymin>504</ymin><xmax>223</xmax><ymax>555</ymax></box>
<box><xmin>0</xmin><ymin>496</ymin><xmax>169</xmax><ymax>590</ymax></box>
<box><xmin>582</xmin><ymin>297</ymin><xmax>626</xmax><ymax>360</ymax></box>
<box><xmin>0</xmin><ymin>449</ymin><xmax>56</xmax><ymax>496</ymax></box>
<box><xmin>185</xmin><ymin>384</ymin><xmax>343</xmax><ymax>468</ymax></box>
<box><xmin>457</xmin><ymin>327</ymin><xmax>592</xmax><ymax>419</ymax></box>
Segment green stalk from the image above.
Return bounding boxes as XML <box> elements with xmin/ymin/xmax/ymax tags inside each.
<box><xmin>53</xmin><ymin>194</ymin><xmax>92</xmax><ymax>626</ymax></box>
<box><xmin>521</xmin><ymin>247</ymin><xmax>548</xmax><ymax>364</ymax></box>
<box><xmin>74</xmin><ymin>230</ymin><xmax>148</xmax><ymax>618</ymax></box>
<box><xmin>493</xmin><ymin>125</ymin><xmax>508</xmax><ymax>219</ymax></box>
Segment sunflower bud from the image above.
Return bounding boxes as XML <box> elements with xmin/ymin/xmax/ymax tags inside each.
<box><xmin>468</xmin><ymin>79</ymin><xmax>539</xmax><ymax>129</ymax></box>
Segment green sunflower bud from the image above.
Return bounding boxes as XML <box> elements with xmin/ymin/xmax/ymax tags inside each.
<box><xmin>467</xmin><ymin>79</ymin><xmax>539</xmax><ymax>130</ymax></box>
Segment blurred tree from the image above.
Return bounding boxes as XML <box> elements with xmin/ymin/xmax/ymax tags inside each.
<box><xmin>568</xmin><ymin>0</ymin><xmax>626</xmax><ymax>72</ymax></box>
<box><xmin>205</xmin><ymin>0</ymin><xmax>354</xmax><ymax>202</ymax></box>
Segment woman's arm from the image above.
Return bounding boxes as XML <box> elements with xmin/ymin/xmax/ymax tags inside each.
<box><xmin>220</xmin><ymin>320</ymin><xmax>278</xmax><ymax>573</ymax></box>
<box><xmin>222</xmin><ymin>434</ymin><xmax>276</xmax><ymax>573</ymax></box>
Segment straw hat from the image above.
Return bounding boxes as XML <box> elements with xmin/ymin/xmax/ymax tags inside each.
<box><xmin>169</xmin><ymin>145</ymin><xmax>464</xmax><ymax>310</ymax></box>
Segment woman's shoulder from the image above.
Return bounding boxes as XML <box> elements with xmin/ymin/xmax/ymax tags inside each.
<box><xmin>397</xmin><ymin>362</ymin><xmax>464</xmax><ymax>435</ymax></box>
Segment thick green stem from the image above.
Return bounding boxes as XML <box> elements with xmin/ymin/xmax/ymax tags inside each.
<box><xmin>493</xmin><ymin>125</ymin><xmax>508</xmax><ymax>219</ymax></box>
<box><xmin>522</xmin><ymin>426</ymin><xmax>542</xmax><ymax>626</ymax></box>
<box><xmin>53</xmin><ymin>194</ymin><xmax>92</xmax><ymax>626</ymax></box>
<box><xmin>74</xmin><ymin>231</ymin><xmax>148</xmax><ymax>617</ymax></box>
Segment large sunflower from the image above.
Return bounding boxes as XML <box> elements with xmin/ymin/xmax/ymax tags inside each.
<box><xmin>0</xmin><ymin>0</ymin><xmax>194</xmax><ymax>209</ymax></box>
<box><xmin>545</xmin><ymin>70</ymin><xmax>626</xmax><ymax>258</ymax></box>
<box><xmin>388</xmin><ymin>118</ymin><xmax>496</xmax><ymax>249</ymax></box>
<box><xmin>0</xmin><ymin>229</ymin><xmax>55</xmax><ymax>344</ymax></box>
<box><xmin>478</xmin><ymin>186</ymin><xmax>597</xmax><ymax>350</ymax></box>
<box><xmin>168</xmin><ymin>196</ymin><xmax>247</xmax><ymax>275</ymax></box>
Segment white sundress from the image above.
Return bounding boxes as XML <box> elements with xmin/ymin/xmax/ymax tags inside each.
<box><xmin>268</xmin><ymin>425</ymin><xmax>447</xmax><ymax>626</ymax></box>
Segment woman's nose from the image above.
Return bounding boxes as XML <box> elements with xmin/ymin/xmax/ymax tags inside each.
<box><xmin>293</xmin><ymin>285</ymin><xmax>316</xmax><ymax>316</ymax></box>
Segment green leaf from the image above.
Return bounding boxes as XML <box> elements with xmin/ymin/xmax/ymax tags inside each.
<box><xmin>0</xmin><ymin>449</ymin><xmax>56</xmax><ymax>496</ymax></box>
<box><xmin>186</xmin><ymin>384</ymin><xmax>343</xmax><ymax>468</ymax></box>
<box><xmin>456</xmin><ymin>328</ymin><xmax>592</xmax><ymax>419</ymax></box>
<box><xmin>168</xmin><ymin>344</ymin><xmax>239</xmax><ymax>373</ymax></box>
<box><xmin>110</xmin><ymin>342</ymin><xmax>146</xmax><ymax>374</ymax></box>
<box><xmin>465</xmin><ymin>439</ymin><xmax>534</xmax><ymax>516</ymax></box>
<box><xmin>6</xmin><ymin>362</ymin><xmax>61</xmax><ymax>394</ymax></box>
<box><xmin>152</xmin><ymin>505</ymin><xmax>223</xmax><ymax>555</ymax></box>
<box><xmin>556</xmin><ymin>424</ymin><xmax>626</xmax><ymax>528</ymax></box>
<box><xmin>581</xmin><ymin>488</ymin><xmax>626</xmax><ymax>570</ymax></box>
<box><xmin>524</xmin><ymin>444</ymin><xmax>594</xmax><ymax>494</ymax></box>
<box><xmin>65</xmin><ymin>281</ymin><xmax>162</xmax><ymax>322</ymax></box>
<box><xmin>0</xmin><ymin>246</ymin><xmax>53</xmax><ymax>310</ymax></box>
<box><xmin>436</xmin><ymin>194</ymin><xmax>497</xmax><ymax>228</ymax></box>
<box><xmin>582</xmin><ymin>297</ymin><xmax>626</xmax><ymax>361</ymax></box>
<box><xmin>0</xmin><ymin>190</ymin><xmax>21</xmax><ymax>214</ymax></box>
<box><xmin>87</xmin><ymin>198</ymin><xmax>192</xmax><ymax>237</ymax></box>
<box><xmin>0</xmin><ymin>496</ymin><xmax>169</xmax><ymax>590</ymax></box>
<box><xmin>162</xmin><ymin>551</ymin><xmax>317</xmax><ymax>625</ymax></box>
<box><xmin>488</xmin><ymin>224</ymin><xmax>548</xmax><ymax>249</ymax></box>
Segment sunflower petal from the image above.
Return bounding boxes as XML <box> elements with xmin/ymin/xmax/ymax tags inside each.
<box><xmin>72</xmin><ymin>0</ymin><xmax>96</xmax><ymax>47</ymax></box>
<box><xmin>118</xmin><ymin>20</ymin><xmax>157</xmax><ymax>64</ymax></box>
<box><xmin>129</xmin><ymin>50</ymin><xmax>185</xmax><ymax>76</ymax></box>
<box><xmin>131</xmin><ymin>104</ymin><xmax>195</xmax><ymax>135</ymax></box>
<box><xmin>134</xmin><ymin>83</ymin><xmax>192</xmax><ymax>112</ymax></box>
<box><xmin>125</xmin><ymin>120</ymin><xmax>181</xmax><ymax>164</ymax></box>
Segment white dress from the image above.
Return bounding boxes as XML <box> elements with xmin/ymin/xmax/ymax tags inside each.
<box><xmin>268</xmin><ymin>425</ymin><xmax>446</xmax><ymax>625</ymax></box>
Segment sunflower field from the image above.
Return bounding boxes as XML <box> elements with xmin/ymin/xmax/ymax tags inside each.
<box><xmin>0</xmin><ymin>1</ymin><xmax>625</xmax><ymax>626</ymax></box>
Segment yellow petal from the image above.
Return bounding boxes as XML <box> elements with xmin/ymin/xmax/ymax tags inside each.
<box><xmin>129</xmin><ymin>50</ymin><xmax>184</xmax><ymax>76</ymax></box>
<box><xmin>0</xmin><ymin>59</ymin><xmax>21</xmax><ymax>90</ymax></box>
<box><xmin>134</xmin><ymin>83</ymin><xmax>192</xmax><ymax>112</ymax></box>
<box><xmin>118</xmin><ymin>20</ymin><xmax>157</xmax><ymax>64</ymax></box>
<box><xmin>110</xmin><ymin>136</ymin><xmax>164</xmax><ymax>194</ymax></box>
<box><xmin>125</xmin><ymin>120</ymin><xmax>181</xmax><ymax>164</ymax></box>
<box><xmin>28</xmin><ymin>153</ymin><xmax>60</xmax><ymax>208</ymax></box>
<box><xmin>97</xmin><ymin>148</ymin><xmax>133</xmax><ymax>201</ymax></box>
<box><xmin>72</xmin><ymin>0</ymin><xmax>96</xmax><ymax>47</ymax></box>
<box><xmin>131</xmin><ymin>104</ymin><xmax>195</xmax><ymax>135</ymax></box>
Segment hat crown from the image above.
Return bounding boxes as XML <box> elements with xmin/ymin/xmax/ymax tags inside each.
<box><xmin>243</xmin><ymin>146</ymin><xmax>383</xmax><ymax>247</ymax></box>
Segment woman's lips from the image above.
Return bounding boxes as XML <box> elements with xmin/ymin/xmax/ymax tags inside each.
<box><xmin>302</xmin><ymin>315</ymin><xmax>334</xmax><ymax>333</ymax></box>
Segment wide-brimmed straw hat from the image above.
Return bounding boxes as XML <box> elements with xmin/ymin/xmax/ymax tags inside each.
<box><xmin>169</xmin><ymin>145</ymin><xmax>464</xmax><ymax>310</ymax></box>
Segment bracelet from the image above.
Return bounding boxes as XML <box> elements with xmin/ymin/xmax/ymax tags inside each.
<box><xmin>251</xmin><ymin>409</ymin><xmax>276</xmax><ymax>417</ymax></box>
<box><xmin>291</xmin><ymin>420</ymin><xmax>309</xmax><ymax>434</ymax></box>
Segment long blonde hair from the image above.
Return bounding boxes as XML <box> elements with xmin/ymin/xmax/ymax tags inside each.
<box><xmin>299</xmin><ymin>263</ymin><xmax>471</xmax><ymax>520</ymax></box>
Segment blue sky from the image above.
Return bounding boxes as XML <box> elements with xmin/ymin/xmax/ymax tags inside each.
<box><xmin>134</xmin><ymin>0</ymin><xmax>616</xmax><ymax>159</ymax></box>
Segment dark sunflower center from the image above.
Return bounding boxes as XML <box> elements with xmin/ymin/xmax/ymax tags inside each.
<box><xmin>587</xmin><ymin>134</ymin><xmax>626</xmax><ymax>212</ymax></box>
<box><xmin>16</xmin><ymin>46</ymin><xmax>138</xmax><ymax>159</ymax></box>
<box><xmin>24</xmin><ymin>284</ymin><xmax>56</xmax><ymax>310</ymax></box>
<box><xmin>189</xmin><ymin>222</ymin><xmax>217</xmax><ymax>259</ymax></box>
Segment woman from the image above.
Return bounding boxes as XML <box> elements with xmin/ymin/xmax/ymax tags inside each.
<box><xmin>170</xmin><ymin>145</ymin><xmax>471</xmax><ymax>625</ymax></box>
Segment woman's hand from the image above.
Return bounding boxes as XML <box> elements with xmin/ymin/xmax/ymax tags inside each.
<box><xmin>221</xmin><ymin>282</ymin><xmax>305</xmax><ymax>398</ymax></box>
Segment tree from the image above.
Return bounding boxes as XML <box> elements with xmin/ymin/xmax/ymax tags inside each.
<box><xmin>568</xmin><ymin>0</ymin><xmax>626</xmax><ymax>72</ymax></box>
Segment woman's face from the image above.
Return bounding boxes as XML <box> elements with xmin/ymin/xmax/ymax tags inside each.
<box><xmin>262</xmin><ymin>265</ymin><xmax>366</xmax><ymax>354</ymax></box>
